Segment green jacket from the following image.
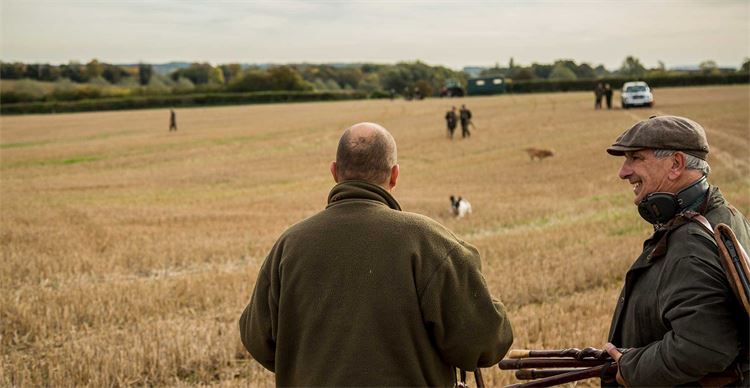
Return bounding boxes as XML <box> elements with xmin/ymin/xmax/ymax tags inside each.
<box><xmin>608</xmin><ymin>186</ymin><xmax>750</xmax><ymax>386</ymax></box>
<box><xmin>239</xmin><ymin>180</ymin><xmax>513</xmax><ymax>386</ymax></box>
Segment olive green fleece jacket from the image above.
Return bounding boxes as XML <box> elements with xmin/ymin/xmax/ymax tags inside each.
<box><xmin>607</xmin><ymin>186</ymin><xmax>750</xmax><ymax>387</ymax></box>
<box><xmin>239</xmin><ymin>180</ymin><xmax>513</xmax><ymax>386</ymax></box>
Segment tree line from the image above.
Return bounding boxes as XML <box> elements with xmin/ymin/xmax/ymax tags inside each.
<box><xmin>2</xmin><ymin>57</ymin><xmax>748</xmax><ymax>105</ymax></box>
<box><xmin>480</xmin><ymin>56</ymin><xmax>749</xmax><ymax>80</ymax></box>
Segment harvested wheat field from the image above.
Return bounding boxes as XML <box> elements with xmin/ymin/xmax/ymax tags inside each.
<box><xmin>1</xmin><ymin>85</ymin><xmax>748</xmax><ymax>387</ymax></box>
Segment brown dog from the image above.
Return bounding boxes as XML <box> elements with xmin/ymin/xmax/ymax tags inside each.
<box><xmin>524</xmin><ymin>147</ymin><xmax>555</xmax><ymax>161</ymax></box>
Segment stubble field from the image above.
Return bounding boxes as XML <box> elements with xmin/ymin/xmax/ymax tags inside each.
<box><xmin>1</xmin><ymin>85</ymin><xmax>749</xmax><ymax>387</ymax></box>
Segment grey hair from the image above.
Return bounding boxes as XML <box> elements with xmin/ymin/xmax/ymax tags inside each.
<box><xmin>653</xmin><ymin>149</ymin><xmax>711</xmax><ymax>176</ymax></box>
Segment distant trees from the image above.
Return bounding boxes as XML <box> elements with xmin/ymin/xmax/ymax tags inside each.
<box><xmin>102</xmin><ymin>64</ymin><xmax>129</xmax><ymax>84</ymax></box>
<box><xmin>219</xmin><ymin>64</ymin><xmax>243</xmax><ymax>84</ymax></box>
<box><xmin>479</xmin><ymin>59</ymin><xmax>602</xmax><ymax>81</ymax></box>
<box><xmin>228</xmin><ymin>66</ymin><xmax>311</xmax><ymax>92</ymax></box>
<box><xmin>377</xmin><ymin>61</ymin><xmax>465</xmax><ymax>97</ymax></box>
<box><xmin>619</xmin><ymin>56</ymin><xmax>647</xmax><ymax>78</ymax></box>
<box><xmin>2</xmin><ymin>55</ymin><xmax>747</xmax><ymax>107</ymax></box>
<box><xmin>699</xmin><ymin>60</ymin><xmax>719</xmax><ymax>75</ymax></box>
<box><xmin>549</xmin><ymin>62</ymin><xmax>578</xmax><ymax>80</ymax></box>
<box><xmin>138</xmin><ymin>63</ymin><xmax>153</xmax><ymax>85</ymax></box>
<box><xmin>171</xmin><ymin>63</ymin><xmax>224</xmax><ymax>85</ymax></box>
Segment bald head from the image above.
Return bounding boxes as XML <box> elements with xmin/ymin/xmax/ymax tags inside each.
<box><xmin>333</xmin><ymin>122</ymin><xmax>398</xmax><ymax>187</ymax></box>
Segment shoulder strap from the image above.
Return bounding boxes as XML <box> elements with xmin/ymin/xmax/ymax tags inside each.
<box><xmin>684</xmin><ymin>211</ymin><xmax>750</xmax><ymax>316</ymax></box>
<box><xmin>684</xmin><ymin>211</ymin><xmax>713</xmax><ymax>234</ymax></box>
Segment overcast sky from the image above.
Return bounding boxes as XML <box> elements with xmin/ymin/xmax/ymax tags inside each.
<box><xmin>1</xmin><ymin>0</ymin><xmax>748</xmax><ymax>70</ymax></box>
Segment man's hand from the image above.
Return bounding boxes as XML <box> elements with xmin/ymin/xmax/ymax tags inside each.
<box><xmin>604</xmin><ymin>342</ymin><xmax>626</xmax><ymax>386</ymax></box>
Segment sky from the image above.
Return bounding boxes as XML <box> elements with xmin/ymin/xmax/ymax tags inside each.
<box><xmin>1</xmin><ymin>0</ymin><xmax>748</xmax><ymax>71</ymax></box>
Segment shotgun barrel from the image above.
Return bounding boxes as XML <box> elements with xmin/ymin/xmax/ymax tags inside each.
<box><xmin>515</xmin><ymin>369</ymin><xmax>585</xmax><ymax>380</ymax></box>
<box><xmin>507</xmin><ymin>347</ymin><xmax>614</xmax><ymax>360</ymax></box>
<box><xmin>505</xmin><ymin>363</ymin><xmax>617</xmax><ymax>388</ymax></box>
<box><xmin>499</xmin><ymin>358</ymin><xmax>608</xmax><ymax>370</ymax></box>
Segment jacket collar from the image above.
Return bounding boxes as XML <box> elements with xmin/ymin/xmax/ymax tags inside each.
<box><xmin>326</xmin><ymin>180</ymin><xmax>402</xmax><ymax>211</ymax></box>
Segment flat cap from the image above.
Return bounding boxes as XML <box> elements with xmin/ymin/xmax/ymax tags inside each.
<box><xmin>607</xmin><ymin>115</ymin><xmax>709</xmax><ymax>160</ymax></box>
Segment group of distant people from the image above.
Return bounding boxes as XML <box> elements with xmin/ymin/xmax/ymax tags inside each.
<box><xmin>401</xmin><ymin>86</ymin><xmax>424</xmax><ymax>101</ymax></box>
<box><xmin>594</xmin><ymin>82</ymin><xmax>613</xmax><ymax>109</ymax></box>
<box><xmin>444</xmin><ymin>104</ymin><xmax>472</xmax><ymax>139</ymax></box>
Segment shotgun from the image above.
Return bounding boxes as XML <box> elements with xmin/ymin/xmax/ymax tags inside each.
<box><xmin>714</xmin><ymin>223</ymin><xmax>750</xmax><ymax>315</ymax></box>
<box><xmin>499</xmin><ymin>347</ymin><xmax>742</xmax><ymax>387</ymax></box>
<box><xmin>498</xmin><ymin>347</ymin><xmax>618</xmax><ymax>387</ymax></box>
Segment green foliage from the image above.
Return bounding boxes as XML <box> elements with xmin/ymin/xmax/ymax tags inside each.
<box><xmin>173</xmin><ymin>77</ymin><xmax>196</xmax><ymax>93</ymax></box>
<box><xmin>138</xmin><ymin>63</ymin><xmax>153</xmax><ymax>86</ymax></box>
<box><xmin>60</xmin><ymin>61</ymin><xmax>88</xmax><ymax>83</ymax></box>
<box><xmin>1</xmin><ymin>62</ymin><xmax>27</xmax><ymax>79</ymax></box>
<box><xmin>228</xmin><ymin>66</ymin><xmax>310</xmax><ymax>92</ymax></box>
<box><xmin>505</xmin><ymin>73</ymin><xmax>749</xmax><ymax>94</ymax></box>
<box><xmin>228</xmin><ymin>70</ymin><xmax>273</xmax><ymax>92</ymax></box>
<box><xmin>531</xmin><ymin>63</ymin><xmax>553</xmax><ymax>79</ymax></box>
<box><xmin>357</xmin><ymin>73</ymin><xmax>382</xmax><ymax>94</ymax></box>
<box><xmin>86</xmin><ymin>59</ymin><xmax>104</xmax><ymax>79</ymax></box>
<box><xmin>619</xmin><ymin>56</ymin><xmax>647</xmax><ymax>78</ymax></box>
<box><xmin>24</xmin><ymin>64</ymin><xmax>61</xmax><ymax>81</ymax></box>
<box><xmin>145</xmin><ymin>76</ymin><xmax>171</xmax><ymax>95</ymax></box>
<box><xmin>414</xmin><ymin>80</ymin><xmax>433</xmax><ymax>98</ymax></box>
<box><xmin>0</xmin><ymin>79</ymin><xmax>47</xmax><ymax>103</ymax></box>
<box><xmin>549</xmin><ymin>63</ymin><xmax>577</xmax><ymax>80</ymax></box>
<box><xmin>377</xmin><ymin>61</ymin><xmax>464</xmax><ymax>97</ymax></box>
<box><xmin>3</xmin><ymin>57</ymin><xmax>747</xmax><ymax>111</ymax></box>
<box><xmin>219</xmin><ymin>64</ymin><xmax>242</xmax><ymax>84</ymax></box>
<box><xmin>267</xmin><ymin>66</ymin><xmax>311</xmax><ymax>91</ymax></box>
<box><xmin>1</xmin><ymin>91</ymin><xmax>367</xmax><ymax>115</ymax></box>
<box><xmin>170</xmin><ymin>63</ymin><xmax>223</xmax><ymax>85</ymax></box>
<box><xmin>102</xmin><ymin>65</ymin><xmax>129</xmax><ymax>84</ymax></box>
<box><xmin>699</xmin><ymin>60</ymin><xmax>719</xmax><ymax>75</ymax></box>
<box><xmin>741</xmin><ymin>58</ymin><xmax>750</xmax><ymax>73</ymax></box>
<box><xmin>575</xmin><ymin>63</ymin><xmax>595</xmax><ymax>79</ymax></box>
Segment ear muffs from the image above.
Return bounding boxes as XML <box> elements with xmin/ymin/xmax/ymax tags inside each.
<box><xmin>638</xmin><ymin>176</ymin><xmax>708</xmax><ymax>225</ymax></box>
<box><xmin>638</xmin><ymin>193</ymin><xmax>679</xmax><ymax>224</ymax></box>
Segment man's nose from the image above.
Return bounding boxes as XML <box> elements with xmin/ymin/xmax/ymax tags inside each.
<box><xmin>618</xmin><ymin>162</ymin><xmax>631</xmax><ymax>180</ymax></box>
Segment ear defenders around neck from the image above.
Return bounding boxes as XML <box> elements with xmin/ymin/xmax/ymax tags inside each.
<box><xmin>638</xmin><ymin>176</ymin><xmax>708</xmax><ymax>225</ymax></box>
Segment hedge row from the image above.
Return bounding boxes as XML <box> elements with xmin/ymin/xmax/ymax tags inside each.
<box><xmin>2</xmin><ymin>74</ymin><xmax>748</xmax><ymax>114</ymax></box>
<box><xmin>1</xmin><ymin>90</ymin><xmax>370</xmax><ymax>115</ymax></box>
<box><xmin>504</xmin><ymin>73</ymin><xmax>749</xmax><ymax>94</ymax></box>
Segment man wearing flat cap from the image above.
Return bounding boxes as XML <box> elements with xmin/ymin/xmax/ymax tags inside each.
<box><xmin>602</xmin><ymin>115</ymin><xmax>750</xmax><ymax>386</ymax></box>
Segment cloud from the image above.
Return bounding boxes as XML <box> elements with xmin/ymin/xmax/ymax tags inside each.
<box><xmin>1</xmin><ymin>0</ymin><xmax>747</xmax><ymax>68</ymax></box>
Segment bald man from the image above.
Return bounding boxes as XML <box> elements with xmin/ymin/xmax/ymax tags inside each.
<box><xmin>239</xmin><ymin>123</ymin><xmax>513</xmax><ymax>386</ymax></box>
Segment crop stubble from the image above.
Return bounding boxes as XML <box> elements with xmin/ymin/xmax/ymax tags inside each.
<box><xmin>1</xmin><ymin>85</ymin><xmax>748</xmax><ymax>386</ymax></box>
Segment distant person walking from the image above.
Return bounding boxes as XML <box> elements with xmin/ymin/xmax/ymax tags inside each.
<box><xmin>604</xmin><ymin>83</ymin><xmax>613</xmax><ymax>109</ymax></box>
<box><xmin>594</xmin><ymin>82</ymin><xmax>604</xmax><ymax>110</ymax></box>
<box><xmin>169</xmin><ymin>109</ymin><xmax>177</xmax><ymax>132</ymax></box>
<box><xmin>459</xmin><ymin>104</ymin><xmax>472</xmax><ymax>138</ymax></box>
<box><xmin>445</xmin><ymin>106</ymin><xmax>458</xmax><ymax>139</ymax></box>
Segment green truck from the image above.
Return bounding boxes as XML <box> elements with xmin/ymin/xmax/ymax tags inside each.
<box><xmin>467</xmin><ymin>76</ymin><xmax>507</xmax><ymax>95</ymax></box>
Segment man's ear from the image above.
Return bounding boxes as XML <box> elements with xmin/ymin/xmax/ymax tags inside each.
<box><xmin>330</xmin><ymin>161</ymin><xmax>339</xmax><ymax>183</ymax></box>
<box><xmin>668</xmin><ymin>152</ymin><xmax>687</xmax><ymax>180</ymax></box>
<box><xmin>388</xmin><ymin>164</ymin><xmax>399</xmax><ymax>190</ymax></box>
